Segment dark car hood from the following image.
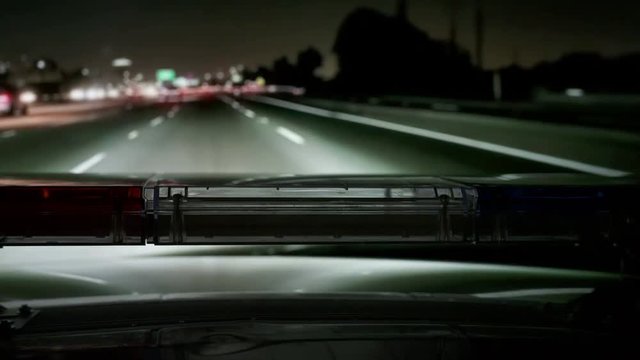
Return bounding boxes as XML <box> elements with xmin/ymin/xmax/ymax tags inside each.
<box><xmin>0</xmin><ymin>245</ymin><xmax>619</xmax><ymax>303</ymax></box>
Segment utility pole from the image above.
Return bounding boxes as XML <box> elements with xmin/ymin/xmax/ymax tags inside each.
<box><xmin>449</xmin><ymin>0</ymin><xmax>459</xmax><ymax>48</ymax></box>
<box><xmin>512</xmin><ymin>48</ymin><xmax>520</xmax><ymax>66</ymax></box>
<box><xmin>475</xmin><ymin>0</ymin><xmax>485</xmax><ymax>69</ymax></box>
<box><xmin>397</xmin><ymin>0</ymin><xmax>408</xmax><ymax>22</ymax></box>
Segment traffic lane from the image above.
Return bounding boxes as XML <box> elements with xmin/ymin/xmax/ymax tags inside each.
<box><xmin>90</xmin><ymin>100</ymin><xmax>394</xmax><ymax>174</ymax></box>
<box><xmin>0</xmin><ymin>98</ymin><xmax>566</xmax><ymax>175</ymax></box>
<box><xmin>299</xmin><ymin>98</ymin><xmax>640</xmax><ymax>174</ymax></box>
<box><xmin>0</xmin><ymin>100</ymin><xmax>127</xmax><ymax>132</ymax></box>
<box><xmin>91</xmin><ymin>98</ymin><xmax>559</xmax><ymax>175</ymax></box>
<box><xmin>0</xmin><ymin>105</ymin><xmax>170</xmax><ymax>173</ymax></box>
<box><xmin>232</xmin><ymin>99</ymin><xmax>564</xmax><ymax>176</ymax></box>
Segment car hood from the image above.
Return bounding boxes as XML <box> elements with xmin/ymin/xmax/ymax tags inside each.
<box><xmin>0</xmin><ymin>246</ymin><xmax>619</xmax><ymax>303</ymax></box>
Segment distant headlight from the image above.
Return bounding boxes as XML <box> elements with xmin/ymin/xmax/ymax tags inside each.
<box><xmin>566</xmin><ymin>88</ymin><xmax>585</xmax><ymax>97</ymax></box>
<box><xmin>142</xmin><ymin>86</ymin><xmax>159</xmax><ymax>99</ymax></box>
<box><xmin>107</xmin><ymin>89</ymin><xmax>120</xmax><ymax>99</ymax></box>
<box><xmin>19</xmin><ymin>91</ymin><xmax>37</xmax><ymax>104</ymax></box>
<box><xmin>69</xmin><ymin>89</ymin><xmax>86</xmax><ymax>101</ymax></box>
<box><xmin>86</xmin><ymin>88</ymin><xmax>106</xmax><ymax>101</ymax></box>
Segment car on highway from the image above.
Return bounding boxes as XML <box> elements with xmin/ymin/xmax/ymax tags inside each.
<box><xmin>0</xmin><ymin>174</ymin><xmax>639</xmax><ymax>359</ymax></box>
<box><xmin>0</xmin><ymin>84</ymin><xmax>31</xmax><ymax>117</ymax></box>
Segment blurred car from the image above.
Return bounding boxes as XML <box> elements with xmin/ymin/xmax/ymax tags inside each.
<box><xmin>0</xmin><ymin>84</ymin><xmax>31</xmax><ymax>116</ymax></box>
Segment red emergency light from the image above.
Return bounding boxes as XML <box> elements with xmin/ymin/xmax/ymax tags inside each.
<box><xmin>0</xmin><ymin>186</ymin><xmax>145</xmax><ymax>245</ymax></box>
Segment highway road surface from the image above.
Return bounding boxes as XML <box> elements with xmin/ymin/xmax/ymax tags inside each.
<box><xmin>0</xmin><ymin>96</ymin><xmax>637</xmax><ymax>177</ymax></box>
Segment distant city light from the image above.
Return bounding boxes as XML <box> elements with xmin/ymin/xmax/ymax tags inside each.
<box><xmin>112</xmin><ymin>58</ymin><xmax>133</xmax><ymax>68</ymax></box>
<box><xmin>141</xmin><ymin>85</ymin><xmax>160</xmax><ymax>99</ymax></box>
<box><xmin>81</xmin><ymin>68</ymin><xmax>90</xmax><ymax>76</ymax></box>
<box><xmin>231</xmin><ymin>73</ymin><xmax>243</xmax><ymax>84</ymax></box>
<box><xmin>204</xmin><ymin>72</ymin><xmax>212</xmax><ymax>81</ymax></box>
<box><xmin>107</xmin><ymin>88</ymin><xmax>120</xmax><ymax>99</ymax></box>
<box><xmin>187</xmin><ymin>78</ymin><xmax>199</xmax><ymax>87</ymax></box>
<box><xmin>19</xmin><ymin>91</ymin><xmax>37</xmax><ymax>104</ymax></box>
<box><xmin>566</xmin><ymin>88</ymin><xmax>585</xmax><ymax>97</ymax></box>
<box><xmin>36</xmin><ymin>60</ymin><xmax>46</xmax><ymax>70</ymax></box>
<box><xmin>174</xmin><ymin>77</ymin><xmax>189</xmax><ymax>88</ymax></box>
<box><xmin>86</xmin><ymin>87</ymin><xmax>106</xmax><ymax>100</ymax></box>
<box><xmin>69</xmin><ymin>89</ymin><xmax>86</xmax><ymax>101</ymax></box>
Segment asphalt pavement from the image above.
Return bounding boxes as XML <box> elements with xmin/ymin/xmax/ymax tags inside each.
<box><xmin>0</xmin><ymin>96</ymin><xmax>633</xmax><ymax>176</ymax></box>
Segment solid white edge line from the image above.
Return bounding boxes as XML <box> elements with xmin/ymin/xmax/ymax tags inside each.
<box><xmin>250</xmin><ymin>96</ymin><xmax>630</xmax><ymax>177</ymax></box>
<box><xmin>276</xmin><ymin>126</ymin><xmax>306</xmax><ymax>145</ymax></box>
<box><xmin>70</xmin><ymin>153</ymin><xmax>106</xmax><ymax>174</ymax></box>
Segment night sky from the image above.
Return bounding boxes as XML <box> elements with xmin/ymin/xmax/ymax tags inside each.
<box><xmin>1</xmin><ymin>0</ymin><xmax>639</xmax><ymax>77</ymax></box>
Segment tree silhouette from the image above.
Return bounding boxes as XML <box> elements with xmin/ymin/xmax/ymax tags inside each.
<box><xmin>295</xmin><ymin>47</ymin><xmax>324</xmax><ymax>89</ymax></box>
<box><xmin>332</xmin><ymin>8</ymin><xmax>476</xmax><ymax>97</ymax></box>
<box><xmin>272</xmin><ymin>56</ymin><xmax>296</xmax><ymax>85</ymax></box>
<box><xmin>297</xmin><ymin>48</ymin><xmax>322</xmax><ymax>76</ymax></box>
<box><xmin>245</xmin><ymin>47</ymin><xmax>325</xmax><ymax>92</ymax></box>
<box><xmin>530</xmin><ymin>52</ymin><xmax>640</xmax><ymax>94</ymax></box>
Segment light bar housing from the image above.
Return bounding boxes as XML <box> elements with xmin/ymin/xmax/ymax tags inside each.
<box><xmin>0</xmin><ymin>176</ymin><xmax>637</xmax><ymax>253</ymax></box>
<box><xmin>145</xmin><ymin>185</ymin><xmax>477</xmax><ymax>244</ymax></box>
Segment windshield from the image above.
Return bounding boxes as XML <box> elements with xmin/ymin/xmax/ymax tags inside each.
<box><xmin>0</xmin><ymin>0</ymin><xmax>639</xmax><ymax>318</ymax></box>
<box><xmin>0</xmin><ymin>0</ymin><xmax>638</xmax><ymax>177</ymax></box>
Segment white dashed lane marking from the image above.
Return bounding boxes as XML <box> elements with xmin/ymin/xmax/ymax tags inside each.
<box><xmin>150</xmin><ymin>117</ymin><xmax>164</xmax><ymax>127</ymax></box>
<box><xmin>70</xmin><ymin>153</ymin><xmax>106</xmax><ymax>174</ymax></box>
<box><xmin>276</xmin><ymin>126</ymin><xmax>305</xmax><ymax>145</ymax></box>
<box><xmin>244</xmin><ymin>110</ymin><xmax>256</xmax><ymax>118</ymax></box>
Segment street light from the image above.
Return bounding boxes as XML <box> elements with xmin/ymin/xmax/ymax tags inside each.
<box><xmin>112</xmin><ymin>58</ymin><xmax>132</xmax><ymax>68</ymax></box>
